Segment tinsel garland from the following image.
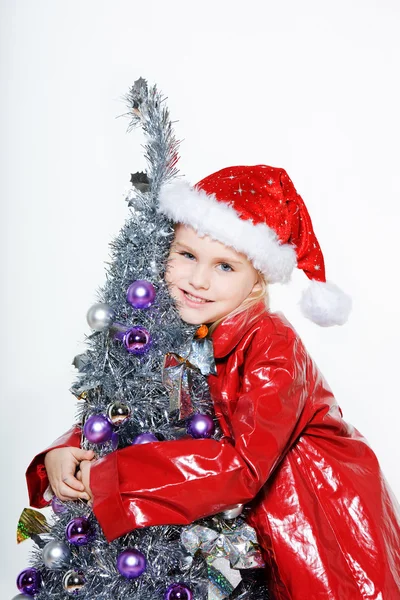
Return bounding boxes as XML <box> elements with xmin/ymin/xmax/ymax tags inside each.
<box><xmin>16</xmin><ymin>79</ymin><xmax>269</xmax><ymax>600</ymax></box>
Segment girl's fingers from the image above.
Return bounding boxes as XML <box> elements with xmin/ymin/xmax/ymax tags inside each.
<box><xmin>58</xmin><ymin>483</ymin><xmax>90</xmax><ymax>501</ymax></box>
<box><xmin>77</xmin><ymin>461</ymin><xmax>93</xmax><ymax>501</ymax></box>
<box><xmin>60</xmin><ymin>470</ymin><xmax>85</xmax><ymax>492</ymax></box>
<box><xmin>44</xmin><ymin>447</ymin><xmax>95</xmax><ymax>501</ymax></box>
<box><xmin>72</xmin><ymin>448</ymin><xmax>95</xmax><ymax>462</ymax></box>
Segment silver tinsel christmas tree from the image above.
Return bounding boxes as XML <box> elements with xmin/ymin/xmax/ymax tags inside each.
<box><xmin>14</xmin><ymin>79</ymin><xmax>269</xmax><ymax>600</ymax></box>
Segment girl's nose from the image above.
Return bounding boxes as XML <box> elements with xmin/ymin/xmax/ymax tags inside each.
<box><xmin>188</xmin><ymin>264</ymin><xmax>210</xmax><ymax>290</ymax></box>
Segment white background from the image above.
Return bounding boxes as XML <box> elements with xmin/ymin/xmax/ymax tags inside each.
<box><xmin>1</xmin><ymin>0</ymin><xmax>399</xmax><ymax>595</ymax></box>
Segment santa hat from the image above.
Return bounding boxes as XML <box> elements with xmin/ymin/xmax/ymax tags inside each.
<box><xmin>158</xmin><ymin>165</ymin><xmax>352</xmax><ymax>326</ymax></box>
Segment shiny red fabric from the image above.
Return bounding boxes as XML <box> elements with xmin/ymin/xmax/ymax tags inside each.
<box><xmin>26</xmin><ymin>305</ymin><xmax>400</xmax><ymax>599</ymax></box>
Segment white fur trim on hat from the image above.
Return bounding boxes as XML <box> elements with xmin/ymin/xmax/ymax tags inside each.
<box><xmin>299</xmin><ymin>280</ymin><xmax>352</xmax><ymax>326</ymax></box>
<box><xmin>158</xmin><ymin>180</ymin><xmax>297</xmax><ymax>284</ymax></box>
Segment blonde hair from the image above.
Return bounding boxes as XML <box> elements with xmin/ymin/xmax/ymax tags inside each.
<box><xmin>207</xmin><ymin>272</ymin><xmax>270</xmax><ymax>335</ymax></box>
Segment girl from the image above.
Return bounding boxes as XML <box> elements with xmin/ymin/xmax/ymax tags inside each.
<box><xmin>26</xmin><ymin>165</ymin><xmax>400</xmax><ymax>599</ymax></box>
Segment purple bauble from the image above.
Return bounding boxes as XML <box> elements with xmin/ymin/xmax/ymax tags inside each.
<box><xmin>132</xmin><ymin>432</ymin><xmax>158</xmax><ymax>445</ymax></box>
<box><xmin>126</xmin><ymin>280</ymin><xmax>156</xmax><ymax>309</ymax></box>
<box><xmin>51</xmin><ymin>496</ymin><xmax>68</xmax><ymax>515</ymax></box>
<box><xmin>186</xmin><ymin>413</ymin><xmax>215</xmax><ymax>439</ymax></box>
<box><xmin>83</xmin><ymin>414</ymin><xmax>113</xmax><ymax>444</ymax></box>
<box><xmin>116</xmin><ymin>548</ymin><xmax>147</xmax><ymax>579</ymax></box>
<box><xmin>164</xmin><ymin>583</ymin><xmax>193</xmax><ymax>600</ymax></box>
<box><xmin>16</xmin><ymin>567</ymin><xmax>41</xmax><ymax>596</ymax></box>
<box><xmin>65</xmin><ymin>517</ymin><xmax>93</xmax><ymax>546</ymax></box>
<box><xmin>123</xmin><ymin>326</ymin><xmax>152</xmax><ymax>354</ymax></box>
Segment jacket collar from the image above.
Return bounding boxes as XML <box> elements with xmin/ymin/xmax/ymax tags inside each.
<box><xmin>211</xmin><ymin>301</ymin><xmax>267</xmax><ymax>359</ymax></box>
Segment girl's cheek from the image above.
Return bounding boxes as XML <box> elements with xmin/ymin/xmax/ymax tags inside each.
<box><xmin>171</xmin><ymin>260</ymin><xmax>188</xmax><ymax>280</ymax></box>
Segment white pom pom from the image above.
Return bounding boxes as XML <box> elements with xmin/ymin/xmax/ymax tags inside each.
<box><xmin>299</xmin><ymin>280</ymin><xmax>352</xmax><ymax>326</ymax></box>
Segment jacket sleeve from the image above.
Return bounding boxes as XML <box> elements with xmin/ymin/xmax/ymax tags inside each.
<box><xmin>91</xmin><ymin>328</ymin><xmax>309</xmax><ymax>542</ymax></box>
<box><xmin>26</xmin><ymin>425</ymin><xmax>82</xmax><ymax>508</ymax></box>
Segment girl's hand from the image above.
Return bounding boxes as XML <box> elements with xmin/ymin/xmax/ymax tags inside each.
<box><xmin>44</xmin><ymin>447</ymin><xmax>95</xmax><ymax>502</ymax></box>
<box><xmin>76</xmin><ymin>460</ymin><xmax>93</xmax><ymax>505</ymax></box>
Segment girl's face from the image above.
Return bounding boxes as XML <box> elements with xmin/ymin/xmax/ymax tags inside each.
<box><xmin>165</xmin><ymin>223</ymin><xmax>262</xmax><ymax>325</ymax></box>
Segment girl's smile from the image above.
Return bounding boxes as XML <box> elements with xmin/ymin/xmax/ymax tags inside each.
<box><xmin>179</xmin><ymin>288</ymin><xmax>213</xmax><ymax>306</ymax></box>
<box><xmin>165</xmin><ymin>224</ymin><xmax>261</xmax><ymax>325</ymax></box>
<box><xmin>178</xmin><ymin>288</ymin><xmax>213</xmax><ymax>309</ymax></box>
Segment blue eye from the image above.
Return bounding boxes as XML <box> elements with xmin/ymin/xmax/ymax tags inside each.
<box><xmin>178</xmin><ymin>251</ymin><xmax>233</xmax><ymax>272</ymax></box>
<box><xmin>219</xmin><ymin>263</ymin><xmax>234</xmax><ymax>272</ymax></box>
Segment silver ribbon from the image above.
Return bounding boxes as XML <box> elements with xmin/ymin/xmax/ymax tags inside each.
<box><xmin>181</xmin><ymin>523</ymin><xmax>265</xmax><ymax>599</ymax></box>
<box><xmin>162</xmin><ymin>335</ymin><xmax>216</xmax><ymax>419</ymax></box>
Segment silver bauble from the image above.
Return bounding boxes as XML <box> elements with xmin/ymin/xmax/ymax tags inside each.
<box><xmin>220</xmin><ymin>504</ymin><xmax>244</xmax><ymax>519</ymax></box>
<box><xmin>12</xmin><ymin>596</ymin><xmax>33</xmax><ymax>599</ymax></box>
<box><xmin>107</xmin><ymin>401</ymin><xmax>131</xmax><ymax>426</ymax></box>
<box><xmin>86</xmin><ymin>303</ymin><xmax>115</xmax><ymax>331</ymax></box>
<box><xmin>42</xmin><ymin>539</ymin><xmax>71</xmax><ymax>569</ymax></box>
<box><xmin>62</xmin><ymin>570</ymin><xmax>86</xmax><ymax>594</ymax></box>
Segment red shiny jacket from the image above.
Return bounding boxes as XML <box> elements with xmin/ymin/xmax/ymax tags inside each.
<box><xmin>26</xmin><ymin>305</ymin><xmax>400</xmax><ymax>599</ymax></box>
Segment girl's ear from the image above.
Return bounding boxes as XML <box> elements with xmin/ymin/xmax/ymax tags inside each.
<box><xmin>252</xmin><ymin>279</ymin><xmax>262</xmax><ymax>293</ymax></box>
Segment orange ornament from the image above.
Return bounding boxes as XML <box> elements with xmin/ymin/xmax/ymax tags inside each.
<box><xmin>194</xmin><ymin>324</ymin><xmax>209</xmax><ymax>339</ymax></box>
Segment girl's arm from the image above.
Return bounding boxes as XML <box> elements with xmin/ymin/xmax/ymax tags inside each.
<box><xmin>91</xmin><ymin>327</ymin><xmax>311</xmax><ymax>542</ymax></box>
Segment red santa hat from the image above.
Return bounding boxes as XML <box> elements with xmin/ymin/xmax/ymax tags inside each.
<box><xmin>158</xmin><ymin>164</ymin><xmax>352</xmax><ymax>326</ymax></box>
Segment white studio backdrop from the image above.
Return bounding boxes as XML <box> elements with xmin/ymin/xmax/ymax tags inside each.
<box><xmin>1</xmin><ymin>0</ymin><xmax>399</xmax><ymax>595</ymax></box>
